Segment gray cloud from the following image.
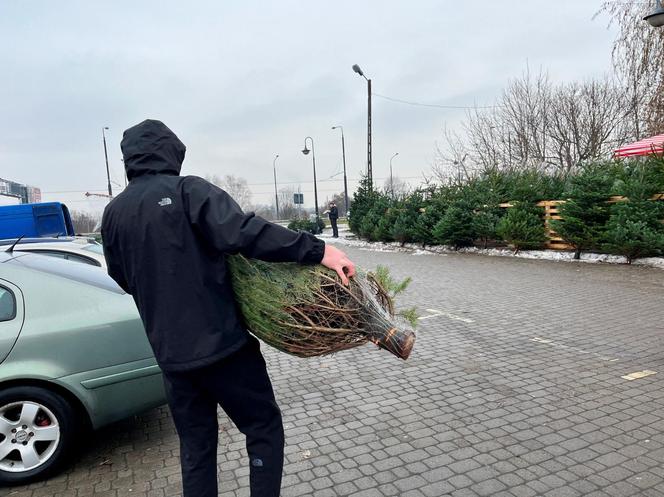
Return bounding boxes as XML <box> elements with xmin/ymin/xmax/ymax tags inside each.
<box><xmin>0</xmin><ymin>0</ymin><xmax>617</xmax><ymax>212</ymax></box>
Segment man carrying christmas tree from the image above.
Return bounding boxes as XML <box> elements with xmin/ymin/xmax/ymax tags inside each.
<box><xmin>101</xmin><ymin>119</ymin><xmax>355</xmax><ymax>497</ymax></box>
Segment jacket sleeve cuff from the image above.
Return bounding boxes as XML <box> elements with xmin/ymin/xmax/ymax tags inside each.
<box><xmin>302</xmin><ymin>236</ymin><xmax>325</xmax><ymax>264</ymax></box>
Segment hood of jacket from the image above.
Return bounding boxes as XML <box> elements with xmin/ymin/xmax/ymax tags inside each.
<box><xmin>121</xmin><ymin>119</ymin><xmax>186</xmax><ymax>180</ymax></box>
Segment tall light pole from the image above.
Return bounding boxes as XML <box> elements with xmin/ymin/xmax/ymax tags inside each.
<box><xmin>389</xmin><ymin>152</ymin><xmax>399</xmax><ymax>199</ymax></box>
<box><xmin>331</xmin><ymin>125</ymin><xmax>349</xmax><ymax>215</ymax></box>
<box><xmin>301</xmin><ymin>137</ymin><xmax>319</xmax><ymax>220</ymax></box>
<box><xmin>272</xmin><ymin>154</ymin><xmax>280</xmax><ymax>219</ymax></box>
<box><xmin>352</xmin><ymin>64</ymin><xmax>372</xmax><ymax>189</ymax></box>
<box><xmin>102</xmin><ymin>127</ymin><xmax>113</xmax><ymax>198</ymax></box>
<box><xmin>120</xmin><ymin>158</ymin><xmax>127</xmax><ymax>187</ymax></box>
<box><xmin>644</xmin><ymin>0</ymin><xmax>664</xmax><ymax>26</ymax></box>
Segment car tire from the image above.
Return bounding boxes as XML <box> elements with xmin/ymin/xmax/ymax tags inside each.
<box><xmin>0</xmin><ymin>386</ymin><xmax>78</xmax><ymax>485</ymax></box>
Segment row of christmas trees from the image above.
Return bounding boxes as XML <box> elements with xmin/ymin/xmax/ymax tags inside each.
<box><xmin>348</xmin><ymin>158</ymin><xmax>664</xmax><ymax>263</ymax></box>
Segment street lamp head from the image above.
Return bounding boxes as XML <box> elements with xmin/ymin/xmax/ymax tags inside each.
<box><xmin>103</xmin><ymin>126</ymin><xmax>109</xmax><ymax>130</ymax></box>
<box><xmin>644</xmin><ymin>0</ymin><xmax>664</xmax><ymax>27</ymax></box>
<box><xmin>645</xmin><ymin>0</ymin><xmax>664</xmax><ymax>27</ymax></box>
<box><xmin>352</xmin><ymin>64</ymin><xmax>364</xmax><ymax>77</ymax></box>
<box><xmin>302</xmin><ymin>147</ymin><xmax>310</xmax><ymax>156</ymax></box>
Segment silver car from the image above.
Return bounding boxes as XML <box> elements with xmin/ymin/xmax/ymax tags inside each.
<box><xmin>0</xmin><ymin>249</ymin><xmax>165</xmax><ymax>485</ymax></box>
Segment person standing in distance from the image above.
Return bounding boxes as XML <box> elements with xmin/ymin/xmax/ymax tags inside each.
<box><xmin>326</xmin><ymin>201</ymin><xmax>339</xmax><ymax>238</ymax></box>
<box><xmin>101</xmin><ymin>119</ymin><xmax>355</xmax><ymax>497</ymax></box>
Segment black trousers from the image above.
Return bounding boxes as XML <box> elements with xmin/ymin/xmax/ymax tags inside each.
<box><xmin>330</xmin><ymin>217</ymin><xmax>338</xmax><ymax>237</ymax></box>
<box><xmin>162</xmin><ymin>337</ymin><xmax>284</xmax><ymax>497</ymax></box>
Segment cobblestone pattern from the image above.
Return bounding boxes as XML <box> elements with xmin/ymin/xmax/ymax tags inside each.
<box><xmin>7</xmin><ymin>247</ymin><xmax>664</xmax><ymax>497</ymax></box>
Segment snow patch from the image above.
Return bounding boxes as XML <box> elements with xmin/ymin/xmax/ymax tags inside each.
<box><xmin>322</xmin><ymin>234</ymin><xmax>664</xmax><ymax>269</ymax></box>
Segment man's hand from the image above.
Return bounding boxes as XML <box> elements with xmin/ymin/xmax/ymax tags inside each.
<box><xmin>321</xmin><ymin>244</ymin><xmax>355</xmax><ymax>285</ymax></box>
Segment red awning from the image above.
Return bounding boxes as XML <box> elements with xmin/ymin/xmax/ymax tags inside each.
<box><xmin>614</xmin><ymin>134</ymin><xmax>664</xmax><ymax>158</ymax></box>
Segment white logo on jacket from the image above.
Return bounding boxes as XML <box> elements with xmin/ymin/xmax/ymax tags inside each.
<box><xmin>158</xmin><ymin>197</ymin><xmax>173</xmax><ymax>207</ymax></box>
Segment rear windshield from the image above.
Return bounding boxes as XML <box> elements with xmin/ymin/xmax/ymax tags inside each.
<box><xmin>7</xmin><ymin>253</ymin><xmax>124</xmax><ymax>294</ymax></box>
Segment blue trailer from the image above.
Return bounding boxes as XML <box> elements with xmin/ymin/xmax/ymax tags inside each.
<box><xmin>0</xmin><ymin>202</ymin><xmax>75</xmax><ymax>240</ymax></box>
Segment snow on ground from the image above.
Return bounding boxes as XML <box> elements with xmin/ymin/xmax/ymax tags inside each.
<box><xmin>318</xmin><ymin>229</ymin><xmax>664</xmax><ymax>269</ymax></box>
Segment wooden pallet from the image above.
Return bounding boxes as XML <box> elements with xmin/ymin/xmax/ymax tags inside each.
<box><xmin>499</xmin><ymin>194</ymin><xmax>664</xmax><ymax>251</ymax></box>
<box><xmin>537</xmin><ymin>200</ymin><xmax>572</xmax><ymax>250</ymax></box>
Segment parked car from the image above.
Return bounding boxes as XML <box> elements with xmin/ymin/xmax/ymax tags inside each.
<box><xmin>0</xmin><ymin>237</ymin><xmax>105</xmax><ymax>267</ymax></box>
<box><xmin>0</xmin><ymin>250</ymin><xmax>164</xmax><ymax>485</ymax></box>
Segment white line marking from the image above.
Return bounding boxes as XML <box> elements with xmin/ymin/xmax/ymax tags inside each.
<box><xmin>418</xmin><ymin>314</ymin><xmax>441</xmax><ymax>321</ymax></box>
<box><xmin>417</xmin><ymin>309</ymin><xmax>475</xmax><ymax>324</ymax></box>
<box><xmin>530</xmin><ymin>337</ymin><xmax>618</xmax><ymax>362</ymax></box>
<box><xmin>621</xmin><ymin>370</ymin><xmax>657</xmax><ymax>381</ymax></box>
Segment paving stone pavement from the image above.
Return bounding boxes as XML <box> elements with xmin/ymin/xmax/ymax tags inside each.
<box><xmin>6</xmin><ymin>246</ymin><xmax>664</xmax><ymax>497</ymax></box>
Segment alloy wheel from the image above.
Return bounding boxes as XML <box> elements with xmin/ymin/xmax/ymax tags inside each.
<box><xmin>0</xmin><ymin>401</ymin><xmax>61</xmax><ymax>472</ymax></box>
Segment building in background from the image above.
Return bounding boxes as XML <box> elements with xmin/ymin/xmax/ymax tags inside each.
<box><xmin>0</xmin><ymin>177</ymin><xmax>42</xmax><ymax>205</ymax></box>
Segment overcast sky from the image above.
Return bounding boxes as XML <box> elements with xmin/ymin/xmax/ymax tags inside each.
<box><xmin>1</xmin><ymin>1</ymin><xmax>618</xmax><ymax>213</ymax></box>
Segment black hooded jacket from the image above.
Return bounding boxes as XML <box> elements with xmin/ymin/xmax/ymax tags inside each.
<box><xmin>101</xmin><ymin>120</ymin><xmax>325</xmax><ymax>371</ymax></box>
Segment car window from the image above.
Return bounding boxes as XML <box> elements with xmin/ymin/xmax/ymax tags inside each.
<box><xmin>8</xmin><ymin>254</ymin><xmax>124</xmax><ymax>294</ymax></box>
<box><xmin>64</xmin><ymin>253</ymin><xmax>101</xmax><ymax>266</ymax></box>
<box><xmin>81</xmin><ymin>244</ymin><xmax>104</xmax><ymax>255</ymax></box>
<box><xmin>22</xmin><ymin>249</ymin><xmax>101</xmax><ymax>267</ymax></box>
<box><xmin>31</xmin><ymin>250</ymin><xmax>67</xmax><ymax>259</ymax></box>
<box><xmin>0</xmin><ymin>286</ymin><xmax>16</xmax><ymax>322</ymax></box>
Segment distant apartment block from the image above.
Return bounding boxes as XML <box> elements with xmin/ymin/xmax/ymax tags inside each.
<box><xmin>0</xmin><ymin>177</ymin><xmax>42</xmax><ymax>205</ymax></box>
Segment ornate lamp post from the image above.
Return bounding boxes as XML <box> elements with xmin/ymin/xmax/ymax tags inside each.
<box><xmin>331</xmin><ymin>125</ymin><xmax>349</xmax><ymax>215</ymax></box>
<box><xmin>301</xmin><ymin>137</ymin><xmax>320</xmax><ymax>220</ymax></box>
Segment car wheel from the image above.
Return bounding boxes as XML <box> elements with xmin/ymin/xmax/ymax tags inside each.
<box><xmin>0</xmin><ymin>386</ymin><xmax>77</xmax><ymax>485</ymax></box>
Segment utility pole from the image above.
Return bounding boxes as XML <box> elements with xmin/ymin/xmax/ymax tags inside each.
<box><xmin>102</xmin><ymin>127</ymin><xmax>113</xmax><ymax>198</ymax></box>
<box><xmin>367</xmin><ymin>78</ymin><xmax>372</xmax><ymax>187</ymax></box>
<box><xmin>353</xmin><ymin>64</ymin><xmax>373</xmax><ymax>188</ymax></box>
<box><xmin>332</xmin><ymin>125</ymin><xmax>349</xmax><ymax>215</ymax></box>
<box><xmin>389</xmin><ymin>152</ymin><xmax>399</xmax><ymax>199</ymax></box>
<box><xmin>272</xmin><ymin>154</ymin><xmax>280</xmax><ymax>219</ymax></box>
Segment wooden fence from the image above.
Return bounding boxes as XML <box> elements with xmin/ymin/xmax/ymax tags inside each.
<box><xmin>499</xmin><ymin>200</ymin><xmax>571</xmax><ymax>250</ymax></box>
<box><xmin>499</xmin><ymin>194</ymin><xmax>664</xmax><ymax>251</ymax></box>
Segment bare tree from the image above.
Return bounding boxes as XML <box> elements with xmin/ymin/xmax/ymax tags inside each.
<box><xmin>446</xmin><ymin>69</ymin><xmax>630</xmax><ymax>177</ymax></box>
<box><xmin>548</xmin><ymin>78</ymin><xmax>629</xmax><ymax>173</ymax></box>
<box><xmin>71</xmin><ymin>210</ymin><xmax>100</xmax><ymax>234</ymax></box>
<box><xmin>278</xmin><ymin>187</ymin><xmax>299</xmax><ymax>220</ymax></box>
<box><xmin>205</xmin><ymin>174</ymin><xmax>252</xmax><ymax>211</ymax></box>
<box><xmin>433</xmin><ymin>127</ymin><xmax>473</xmax><ymax>184</ymax></box>
<box><xmin>597</xmin><ymin>1</ymin><xmax>664</xmax><ymax>138</ymax></box>
<box><xmin>465</xmin><ymin>69</ymin><xmax>554</xmax><ymax>172</ymax></box>
<box><xmin>319</xmin><ymin>192</ymin><xmax>349</xmax><ymax>217</ymax></box>
<box><xmin>250</xmin><ymin>204</ymin><xmax>276</xmax><ymax>221</ymax></box>
<box><xmin>382</xmin><ymin>177</ymin><xmax>410</xmax><ymax>199</ymax></box>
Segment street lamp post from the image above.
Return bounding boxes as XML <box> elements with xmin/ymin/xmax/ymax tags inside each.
<box><xmin>644</xmin><ymin>0</ymin><xmax>664</xmax><ymax>27</ymax></box>
<box><xmin>331</xmin><ymin>125</ymin><xmax>349</xmax><ymax>215</ymax></box>
<box><xmin>120</xmin><ymin>158</ymin><xmax>127</xmax><ymax>187</ymax></box>
<box><xmin>352</xmin><ymin>64</ymin><xmax>372</xmax><ymax>188</ymax></box>
<box><xmin>389</xmin><ymin>152</ymin><xmax>399</xmax><ymax>199</ymax></box>
<box><xmin>102</xmin><ymin>127</ymin><xmax>113</xmax><ymax>198</ymax></box>
<box><xmin>272</xmin><ymin>154</ymin><xmax>280</xmax><ymax>219</ymax></box>
<box><xmin>301</xmin><ymin>137</ymin><xmax>320</xmax><ymax>220</ymax></box>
